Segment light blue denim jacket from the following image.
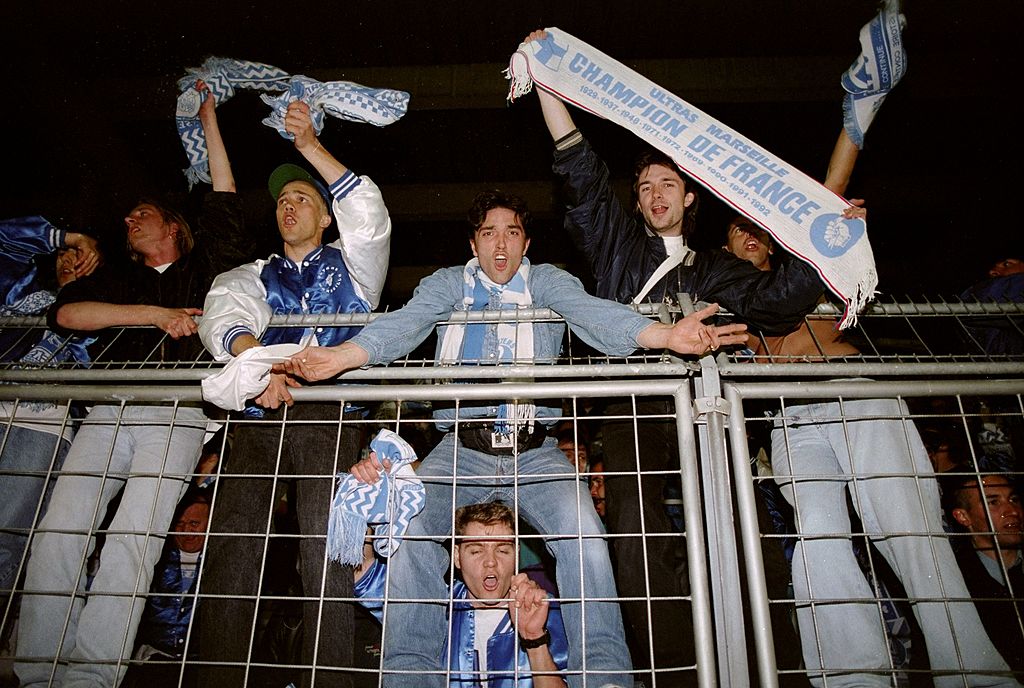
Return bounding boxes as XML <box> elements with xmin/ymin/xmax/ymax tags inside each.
<box><xmin>350</xmin><ymin>263</ymin><xmax>652</xmax><ymax>428</ymax></box>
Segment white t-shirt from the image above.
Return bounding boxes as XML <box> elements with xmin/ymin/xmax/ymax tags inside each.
<box><xmin>473</xmin><ymin>607</ymin><xmax>507</xmax><ymax>680</ymax></box>
<box><xmin>662</xmin><ymin>235</ymin><xmax>685</xmax><ymax>256</ymax></box>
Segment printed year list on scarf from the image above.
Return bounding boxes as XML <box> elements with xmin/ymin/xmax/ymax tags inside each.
<box><xmin>507</xmin><ymin>28</ymin><xmax>877</xmax><ymax>328</ymax></box>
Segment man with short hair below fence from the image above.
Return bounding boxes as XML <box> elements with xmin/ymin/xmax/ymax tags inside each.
<box><xmin>276</xmin><ymin>189</ymin><xmax>748</xmax><ymax>688</ymax></box>
<box><xmin>943</xmin><ymin>472</ymin><xmax>1024</xmax><ymax>671</ymax></box>
<box><xmin>356</xmin><ymin>501</ymin><xmax>570</xmax><ymax>688</ymax></box>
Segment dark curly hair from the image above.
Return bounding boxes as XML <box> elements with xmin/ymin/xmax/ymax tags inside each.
<box><xmin>466</xmin><ymin>190</ymin><xmax>531</xmax><ymax>239</ymax></box>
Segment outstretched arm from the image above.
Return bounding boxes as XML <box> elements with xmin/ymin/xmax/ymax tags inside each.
<box><xmin>55</xmin><ymin>302</ymin><xmax>201</xmax><ymax>339</ymax></box>
<box><xmin>276</xmin><ymin>341</ymin><xmax>370</xmax><ymax>382</ymax></box>
<box><xmin>636</xmin><ymin>303</ymin><xmax>748</xmax><ymax>356</ymax></box>
<box><xmin>196</xmin><ymin>80</ymin><xmax>235</xmax><ymax>193</ymax></box>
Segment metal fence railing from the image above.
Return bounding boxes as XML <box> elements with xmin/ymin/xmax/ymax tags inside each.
<box><xmin>0</xmin><ymin>302</ymin><xmax>1021</xmax><ymax>687</ymax></box>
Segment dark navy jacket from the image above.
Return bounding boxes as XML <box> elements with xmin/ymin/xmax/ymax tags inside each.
<box><xmin>552</xmin><ymin>137</ymin><xmax>824</xmax><ymax>335</ymax></box>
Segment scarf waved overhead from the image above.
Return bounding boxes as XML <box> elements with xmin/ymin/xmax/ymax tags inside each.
<box><xmin>842</xmin><ymin>0</ymin><xmax>907</xmax><ymax>149</ymax></box>
<box><xmin>438</xmin><ymin>258</ymin><xmax>536</xmax><ymax>434</ymax></box>
<box><xmin>507</xmin><ymin>29</ymin><xmax>876</xmax><ymax>328</ymax></box>
<box><xmin>327</xmin><ymin>429</ymin><xmax>425</xmax><ymax>566</ymax></box>
<box><xmin>176</xmin><ymin>57</ymin><xmax>410</xmax><ymax>188</ymax></box>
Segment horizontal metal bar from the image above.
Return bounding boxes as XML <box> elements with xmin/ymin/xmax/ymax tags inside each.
<box><xmin>718</xmin><ymin>361</ymin><xmax>1024</xmax><ymax>377</ymax></box>
<box><xmin>5</xmin><ymin>359</ymin><xmax>1022</xmax><ymax>384</ymax></box>
<box><xmin>0</xmin><ymin>378</ymin><xmax>693</xmax><ymax>403</ymax></box>
<box><xmin>0</xmin><ymin>362</ymin><xmax>698</xmax><ymax>383</ymax></box>
<box><xmin>726</xmin><ymin>378</ymin><xmax>1024</xmax><ymax>399</ymax></box>
<box><xmin>3</xmin><ymin>299</ymin><xmax>1022</xmax><ymax>331</ymax></box>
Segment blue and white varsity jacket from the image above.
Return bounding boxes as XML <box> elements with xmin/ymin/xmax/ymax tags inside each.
<box><xmin>200</xmin><ymin>171</ymin><xmax>391</xmax><ymax>361</ymax></box>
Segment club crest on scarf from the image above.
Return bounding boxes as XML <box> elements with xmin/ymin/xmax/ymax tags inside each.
<box><xmin>506</xmin><ymin>23</ymin><xmax>901</xmax><ymax>327</ymax></box>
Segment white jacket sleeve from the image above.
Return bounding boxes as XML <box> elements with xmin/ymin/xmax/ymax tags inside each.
<box><xmin>328</xmin><ymin>172</ymin><xmax>391</xmax><ymax>310</ymax></box>
<box><xmin>199</xmin><ymin>261</ymin><xmax>273</xmax><ymax>362</ymax></box>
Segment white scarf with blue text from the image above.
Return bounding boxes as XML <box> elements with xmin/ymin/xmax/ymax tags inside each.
<box><xmin>438</xmin><ymin>258</ymin><xmax>535</xmax><ymax>433</ymax></box>
<box><xmin>176</xmin><ymin>57</ymin><xmax>409</xmax><ymax>188</ymax></box>
<box><xmin>507</xmin><ymin>29</ymin><xmax>878</xmax><ymax>327</ymax></box>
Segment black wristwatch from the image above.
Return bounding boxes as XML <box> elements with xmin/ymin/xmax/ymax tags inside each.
<box><xmin>518</xmin><ymin>628</ymin><xmax>551</xmax><ymax>649</ymax></box>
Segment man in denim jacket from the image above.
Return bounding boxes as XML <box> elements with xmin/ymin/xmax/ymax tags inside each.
<box><xmin>278</xmin><ymin>189</ymin><xmax>747</xmax><ymax>688</ymax></box>
<box><xmin>356</xmin><ymin>502</ymin><xmax>569</xmax><ymax>688</ymax></box>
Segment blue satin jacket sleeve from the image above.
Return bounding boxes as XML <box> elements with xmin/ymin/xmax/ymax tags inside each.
<box><xmin>1</xmin><ymin>216</ymin><xmax>64</xmax><ymax>310</ymax></box>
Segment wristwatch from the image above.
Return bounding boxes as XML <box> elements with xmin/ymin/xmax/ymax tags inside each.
<box><xmin>518</xmin><ymin>628</ymin><xmax>551</xmax><ymax>649</ymax></box>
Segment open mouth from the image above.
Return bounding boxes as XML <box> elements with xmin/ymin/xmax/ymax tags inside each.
<box><xmin>482</xmin><ymin>574</ymin><xmax>500</xmax><ymax>593</ymax></box>
<box><xmin>493</xmin><ymin>253</ymin><xmax>508</xmax><ymax>271</ymax></box>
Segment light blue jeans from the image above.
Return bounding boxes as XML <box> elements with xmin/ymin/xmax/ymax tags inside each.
<box><xmin>15</xmin><ymin>405</ymin><xmax>207</xmax><ymax>688</ymax></box>
<box><xmin>772</xmin><ymin>398</ymin><xmax>1018</xmax><ymax>687</ymax></box>
<box><xmin>0</xmin><ymin>425</ymin><xmax>70</xmax><ymax>599</ymax></box>
<box><xmin>380</xmin><ymin>433</ymin><xmax>631</xmax><ymax>688</ymax></box>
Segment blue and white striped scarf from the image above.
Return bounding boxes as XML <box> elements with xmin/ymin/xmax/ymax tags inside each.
<box><xmin>842</xmin><ymin>0</ymin><xmax>907</xmax><ymax>149</ymax></box>
<box><xmin>327</xmin><ymin>429</ymin><xmax>425</xmax><ymax>566</ymax></box>
<box><xmin>176</xmin><ymin>57</ymin><xmax>409</xmax><ymax>188</ymax></box>
<box><xmin>438</xmin><ymin>258</ymin><xmax>536</xmax><ymax>433</ymax></box>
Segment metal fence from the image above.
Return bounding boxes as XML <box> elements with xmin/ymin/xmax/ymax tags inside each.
<box><xmin>0</xmin><ymin>301</ymin><xmax>1022</xmax><ymax>687</ymax></box>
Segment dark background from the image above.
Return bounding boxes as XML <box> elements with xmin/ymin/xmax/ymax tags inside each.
<box><xmin>2</xmin><ymin>1</ymin><xmax>1019</xmax><ymax>307</ymax></box>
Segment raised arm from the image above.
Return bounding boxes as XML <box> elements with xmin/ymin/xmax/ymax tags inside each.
<box><xmin>286</xmin><ymin>101</ymin><xmax>391</xmax><ymax>310</ymax></box>
<box><xmin>823</xmin><ymin>129</ymin><xmax>859</xmax><ymax>197</ymax></box>
<box><xmin>524</xmin><ymin>31</ymin><xmax>577</xmax><ymax>142</ymax></box>
<box><xmin>195</xmin><ymin>80</ymin><xmax>235</xmax><ymax>193</ymax></box>
<box><xmin>287</xmin><ymin>100</ymin><xmax>347</xmax><ymax>186</ymax></box>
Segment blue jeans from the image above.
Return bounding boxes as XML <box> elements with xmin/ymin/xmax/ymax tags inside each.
<box><xmin>380</xmin><ymin>433</ymin><xmax>630</xmax><ymax>688</ymax></box>
<box><xmin>772</xmin><ymin>398</ymin><xmax>1018</xmax><ymax>687</ymax></box>
<box><xmin>15</xmin><ymin>404</ymin><xmax>207</xmax><ymax>688</ymax></box>
<box><xmin>0</xmin><ymin>425</ymin><xmax>70</xmax><ymax>599</ymax></box>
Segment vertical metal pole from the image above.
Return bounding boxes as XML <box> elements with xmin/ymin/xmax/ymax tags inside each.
<box><xmin>724</xmin><ymin>384</ymin><xmax>779</xmax><ymax>688</ymax></box>
<box><xmin>693</xmin><ymin>378</ymin><xmax>749</xmax><ymax>686</ymax></box>
<box><xmin>674</xmin><ymin>384</ymin><xmax>717</xmax><ymax>688</ymax></box>
<box><xmin>678</xmin><ymin>292</ymin><xmax>749</xmax><ymax>685</ymax></box>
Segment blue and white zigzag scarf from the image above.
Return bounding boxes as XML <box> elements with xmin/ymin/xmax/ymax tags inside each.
<box><xmin>842</xmin><ymin>0</ymin><xmax>907</xmax><ymax>149</ymax></box>
<box><xmin>327</xmin><ymin>429</ymin><xmax>425</xmax><ymax>566</ymax></box>
<box><xmin>438</xmin><ymin>258</ymin><xmax>536</xmax><ymax>433</ymax></box>
<box><xmin>175</xmin><ymin>57</ymin><xmax>410</xmax><ymax>188</ymax></box>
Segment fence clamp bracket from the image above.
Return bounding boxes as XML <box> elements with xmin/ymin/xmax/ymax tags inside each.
<box><xmin>693</xmin><ymin>395</ymin><xmax>730</xmax><ymax>418</ymax></box>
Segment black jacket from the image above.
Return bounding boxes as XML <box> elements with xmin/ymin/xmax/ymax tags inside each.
<box><xmin>952</xmin><ymin>539</ymin><xmax>1024</xmax><ymax>670</ymax></box>
<box><xmin>552</xmin><ymin>137</ymin><xmax>824</xmax><ymax>335</ymax></box>
<box><xmin>49</xmin><ymin>192</ymin><xmax>247</xmax><ymax>365</ymax></box>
